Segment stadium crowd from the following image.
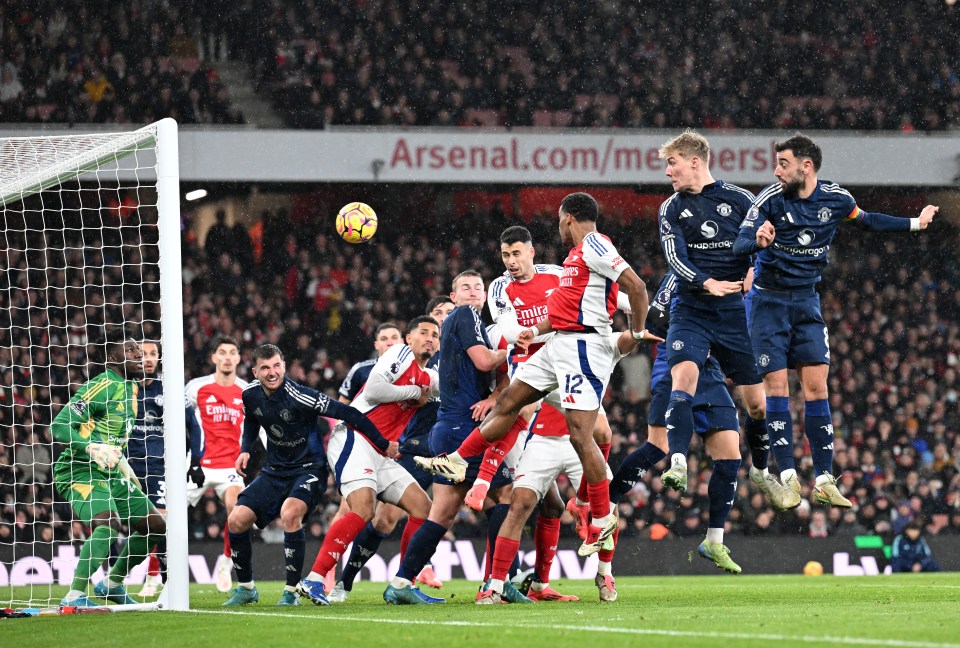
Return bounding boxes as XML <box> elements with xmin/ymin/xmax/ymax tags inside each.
<box><xmin>2</xmin><ymin>192</ymin><xmax>960</xmax><ymax>551</ymax></box>
<box><xmin>3</xmin><ymin>1</ymin><xmax>960</xmax><ymax>131</ymax></box>
<box><xmin>0</xmin><ymin>1</ymin><xmax>244</xmax><ymax>125</ymax></box>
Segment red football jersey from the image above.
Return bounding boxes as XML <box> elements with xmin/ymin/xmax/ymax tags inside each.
<box><xmin>186</xmin><ymin>375</ymin><xmax>248</xmax><ymax>469</ymax></box>
<box><xmin>487</xmin><ymin>264</ymin><xmax>562</xmax><ymax>364</ymax></box>
<box><xmin>548</xmin><ymin>232</ymin><xmax>629</xmax><ymax>333</ymax></box>
<box><xmin>350</xmin><ymin>343</ymin><xmax>435</xmax><ymax>442</ymax></box>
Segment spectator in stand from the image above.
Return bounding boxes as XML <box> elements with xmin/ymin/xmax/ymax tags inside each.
<box><xmin>890</xmin><ymin>521</ymin><xmax>941</xmax><ymax>572</ymax></box>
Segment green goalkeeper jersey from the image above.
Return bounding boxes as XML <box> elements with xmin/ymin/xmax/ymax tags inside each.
<box><xmin>52</xmin><ymin>368</ymin><xmax>139</xmax><ymax>484</ymax></box>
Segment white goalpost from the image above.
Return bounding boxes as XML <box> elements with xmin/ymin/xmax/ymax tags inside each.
<box><xmin>0</xmin><ymin>119</ymin><xmax>188</xmax><ymax>613</ymax></box>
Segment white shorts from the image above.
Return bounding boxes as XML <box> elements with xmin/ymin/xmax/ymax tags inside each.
<box><xmin>513</xmin><ymin>434</ymin><xmax>613</xmax><ymax>499</ymax></box>
<box><xmin>327</xmin><ymin>424</ymin><xmax>415</xmax><ymax>505</ymax></box>
<box><xmin>516</xmin><ymin>332</ymin><xmax>617</xmax><ymax>411</ymax></box>
<box><xmin>513</xmin><ymin>434</ymin><xmax>583</xmax><ymax>499</ymax></box>
<box><xmin>186</xmin><ymin>467</ymin><xmax>244</xmax><ymax>506</ymax></box>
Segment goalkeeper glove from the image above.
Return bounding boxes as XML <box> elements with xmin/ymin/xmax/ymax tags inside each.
<box><xmin>187</xmin><ymin>461</ymin><xmax>205</xmax><ymax>488</ymax></box>
<box><xmin>117</xmin><ymin>457</ymin><xmax>143</xmax><ymax>491</ymax></box>
<box><xmin>86</xmin><ymin>443</ymin><xmax>123</xmax><ymax>471</ymax></box>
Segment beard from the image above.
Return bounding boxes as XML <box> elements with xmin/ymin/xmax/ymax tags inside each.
<box><xmin>779</xmin><ymin>172</ymin><xmax>805</xmax><ymax>196</ymax></box>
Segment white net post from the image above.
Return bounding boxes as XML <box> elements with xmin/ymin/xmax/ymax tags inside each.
<box><xmin>0</xmin><ymin>120</ymin><xmax>184</xmax><ymax>612</ymax></box>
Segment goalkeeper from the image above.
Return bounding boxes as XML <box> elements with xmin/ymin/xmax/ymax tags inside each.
<box><xmin>53</xmin><ymin>336</ymin><xmax>167</xmax><ymax>607</ymax></box>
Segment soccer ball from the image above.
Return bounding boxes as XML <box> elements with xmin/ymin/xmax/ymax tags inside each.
<box><xmin>336</xmin><ymin>202</ymin><xmax>378</xmax><ymax>244</ymax></box>
<box><xmin>803</xmin><ymin>560</ymin><xmax>824</xmax><ymax>576</ymax></box>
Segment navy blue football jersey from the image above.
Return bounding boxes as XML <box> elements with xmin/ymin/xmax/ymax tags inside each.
<box><xmin>127</xmin><ymin>376</ymin><xmax>164</xmax><ymax>476</ymax></box>
<box><xmin>659</xmin><ymin>181</ymin><xmax>754</xmax><ymax>292</ymax></box>
<box><xmin>735</xmin><ymin>180</ymin><xmax>910</xmax><ymax>289</ymax></box>
<box><xmin>339</xmin><ymin>358</ymin><xmax>376</xmax><ymax>401</ymax></box>
<box><xmin>242</xmin><ymin>377</ymin><xmax>388</xmax><ymax>476</ymax></box>
<box><xmin>438</xmin><ymin>305</ymin><xmax>494</xmax><ymax>419</ymax></box>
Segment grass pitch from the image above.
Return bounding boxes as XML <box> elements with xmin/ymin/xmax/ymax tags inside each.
<box><xmin>5</xmin><ymin>574</ymin><xmax>960</xmax><ymax>647</ymax></box>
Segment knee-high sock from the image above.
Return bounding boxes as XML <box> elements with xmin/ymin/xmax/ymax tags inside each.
<box><xmin>766</xmin><ymin>396</ymin><xmax>794</xmax><ymax>471</ymax></box>
<box><xmin>610</xmin><ymin>442</ymin><xmax>666</xmax><ymax>503</ymax></box>
<box><xmin>745</xmin><ymin>415</ymin><xmax>769</xmax><ymax>471</ymax></box>
<box><xmin>484</xmin><ymin>504</ymin><xmax>510</xmax><ymax>579</ymax></box>
<box><xmin>228</xmin><ymin>530</ymin><xmax>253</xmax><ymax>583</ymax></box>
<box><xmin>491</xmin><ymin>537</ymin><xmax>521</xmax><ymax>582</ymax></box>
<box><xmin>155</xmin><ymin>537</ymin><xmax>168</xmax><ymax>583</ymax></box>
<box><xmin>395</xmin><ymin>520</ymin><xmax>447</xmax><ymax>581</ymax></box>
<box><xmin>534</xmin><ymin>516</ymin><xmax>560</xmax><ymax>584</ymax></box>
<box><xmin>283</xmin><ymin>529</ymin><xmax>306</xmax><ymax>587</ymax></box>
<box><xmin>310</xmin><ymin>512</ymin><xmax>366</xmax><ymax>577</ymax></box>
<box><xmin>72</xmin><ymin>525</ymin><xmax>118</xmax><ymax>592</ymax></box>
<box><xmin>586</xmin><ymin>480</ymin><xmax>611</xmax><ymax>521</ymax></box>
<box><xmin>476</xmin><ymin>417</ymin><xmax>528</xmax><ymax>482</ymax></box>
<box><xmin>709</xmin><ymin>459</ymin><xmax>741</xmax><ymax>530</ymax></box>
<box><xmin>147</xmin><ymin>548</ymin><xmax>160</xmax><ymax>577</ymax></box>
<box><xmin>401</xmin><ymin>517</ymin><xmax>425</xmax><ymax>560</ymax></box>
<box><xmin>805</xmin><ymin>399</ymin><xmax>834</xmax><ymax>477</ymax></box>
<box><xmin>109</xmin><ymin>532</ymin><xmax>157</xmax><ymax>582</ymax></box>
<box><xmin>666</xmin><ymin>390</ymin><xmax>695</xmax><ymax>457</ymax></box>
<box><xmin>223</xmin><ymin>528</ymin><xmax>231</xmax><ymax>558</ymax></box>
<box><xmin>339</xmin><ymin>522</ymin><xmax>387</xmax><ymax>591</ymax></box>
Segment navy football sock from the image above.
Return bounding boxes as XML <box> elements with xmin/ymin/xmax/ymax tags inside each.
<box><xmin>395</xmin><ymin>520</ymin><xmax>446</xmax><ymax>582</ymax></box>
<box><xmin>666</xmin><ymin>390</ymin><xmax>694</xmax><ymax>457</ymax></box>
<box><xmin>156</xmin><ymin>537</ymin><xmax>168</xmax><ymax>583</ymax></box>
<box><xmin>745</xmin><ymin>415</ymin><xmax>769</xmax><ymax>471</ymax></box>
<box><xmin>805</xmin><ymin>399</ymin><xmax>834</xmax><ymax>477</ymax></box>
<box><xmin>283</xmin><ymin>529</ymin><xmax>305</xmax><ymax>587</ymax></box>
<box><xmin>610</xmin><ymin>442</ymin><xmax>667</xmax><ymax>503</ymax></box>
<box><xmin>766</xmin><ymin>397</ymin><xmax>794</xmax><ymax>471</ymax></box>
<box><xmin>340</xmin><ymin>522</ymin><xmax>387</xmax><ymax>591</ymax></box>
<box><xmin>228</xmin><ymin>530</ymin><xmax>254</xmax><ymax>583</ymax></box>
<box><xmin>708</xmin><ymin>459</ymin><xmax>741</xmax><ymax>529</ymax></box>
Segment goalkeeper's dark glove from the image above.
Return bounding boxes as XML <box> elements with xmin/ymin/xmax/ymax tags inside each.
<box><xmin>187</xmin><ymin>461</ymin><xmax>205</xmax><ymax>488</ymax></box>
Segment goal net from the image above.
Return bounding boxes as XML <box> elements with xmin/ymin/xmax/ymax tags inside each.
<box><xmin>0</xmin><ymin>119</ymin><xmax>187</xmax><ymax>613</ymax></box>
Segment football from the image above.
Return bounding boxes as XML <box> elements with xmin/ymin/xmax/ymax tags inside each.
<box><xmin>803</xmin><ymin>560</ymin><xmax>824</xmax><ymax>576</ymax></box>
<box><xmin>336</xmin><ymin>202</ymin><xmax>378</xmax><ymax>244</ymax></box>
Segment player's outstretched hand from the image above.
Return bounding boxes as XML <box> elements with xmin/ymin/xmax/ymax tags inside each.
<box><xmin>516</xmin><ymin>328</ymin><xmax>535</xmax><ymax>350</ymax></box>
<box><xmin>415</xmin><ymin>385</ymin><xmax>432</xmax><ymax>408</ymax></box>
<box><xmin>703</xmin><ymin>278</ymin><xmax>744</xmax><ymax>297</ymax></box>
<box><xmin>756</xmin><ymin>221</ymin><xmax>776</xmax><ymax>248</ymax></box>
<box><xmin>386</xmin><ymin>441</ymin><xmax>400</xmax><ymax>459</ymax></box>
<box><xmin>234</xmin><ymin>452</ymin><xmax>250</xmax><ymax>478</ymax></box>
<box><xmin>471</xmin><ymin>396</ymin><xmax>496</xmax><ymax>421</ymax></box>
<box><xmin>917</xmin><ymin>205</ymin><xmax>938</xmax><ymax>229</ymax></box>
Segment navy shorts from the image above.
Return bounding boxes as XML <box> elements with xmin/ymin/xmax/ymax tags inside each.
<box><xmin>648</xmin><ymin>356</ymin><xmax>739</xmax><ymax>433</ymax></box>
<box><xmin>429</xmin><ymin>418</ymin><xmax>512</xmax><ymax>488</ymax></box>
<box><xmin>131</xmin><ymin>462</ymin><xmax>166</xmax><ymax>509</ymax></box>
<box><xmin>666</xmin><ymin>292</ymin><xmax>761</xmax><ymax>386</ymax></box>
<box><xmin>747</xmin><ymin>286</ymin><xmax>829</xmax><ymax>374</ymax></box>
<box><xmin>237</xmin><ymin>465</ymin><xmax>328</xmax><ymax>529</ymax></box>
<box><xmin>396</xmin><ymin>453</ymin><xmax>434</xmax><ymax>491</ymax></box>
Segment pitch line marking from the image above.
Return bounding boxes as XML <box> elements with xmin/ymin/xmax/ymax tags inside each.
<box><xmin>193</xmin><ymin>610</ymin><xmax>960</xmax><ymax>648</ymax></box>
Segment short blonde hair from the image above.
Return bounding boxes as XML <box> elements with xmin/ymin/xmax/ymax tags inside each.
<box><xmin>658</xmin><ymin>129</ymin><xmax>711</xmax><ymax>165</ymax></box>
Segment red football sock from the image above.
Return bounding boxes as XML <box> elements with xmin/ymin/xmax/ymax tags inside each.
<box><xmin>147</xmin><ymin>548</ymin><xmax>160</xmax><ymax>577</ymax></box>
<box><xmin>457</xmin><ymin>427</ymin><xmax>493</xmax><ymax>459</ymax></box>
<box><xmin>311</xmin><ymin>512</ymin><xmax>367</xmax><ymax>575</ymax></box>
<box><xmin>534</xmin><ymin>517</ymin><xmax>561</xmax><ymax>583</ymax></box>
<box><xmin>477</xmin><ymin>416</ymin><xmax>528</xmax><ymax>482</ymax></box>
<box><xmin>223</xmin><ymin>528</ymin><xmax>231</xmax><ymax>557</ymax></box>
<box><xmin>598</xmin><ymin>528</ymin><xmax>620</xmax><ymax>563</ymax></box>
<box><xmin>599</xmin><ymin>442</ymin><xmax>611</xmax><ymax>462</ymax></box>
<box><xmin>491</xmin><ymin>537</ymin><xmax>520</xmax><ymax>582</ymax></box>
<box><xmin>400</xmin><ymin>517</ymin><xmax>425</xmax><ymax>560</ymax></box>
<box><xmin>577</xmin><ymin>477</ymin><xmax>588</xmax><ymax>503</ymax></box>
<box><xmin>587</xmin><ymin>479</ymin><xmax>611</xmax><ymax>520</ymax></box>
